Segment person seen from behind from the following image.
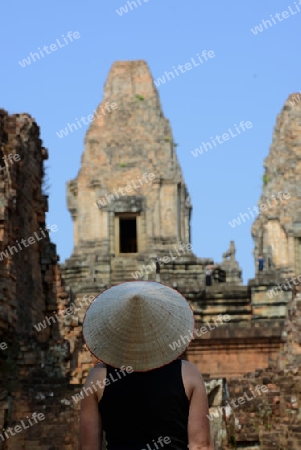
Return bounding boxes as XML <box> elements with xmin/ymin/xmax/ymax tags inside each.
<box><xmin>205</xmin><ymin>265</ymin><xmax>215</xmax><ymax>286</ymax></box>
<box><xmin>258</xmin><ymin>254</ymin><xmax>265</xmax><ymax>271</ymax></box>
<box><xmin>80</xmin><ymin>281</ymin><xmax>214</xmax><ymax>450</ymax></box>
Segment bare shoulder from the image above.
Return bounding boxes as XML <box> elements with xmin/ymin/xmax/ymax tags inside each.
<box><xmin>181</xmin><ymin>360</ymin><xmax>206</xmax><ymax>400</ymax></box>
<box><xmin>181</xmin><ymin>360</ymin><xmax>204</xmax><ymax>380</ymax></box>
<box><xmin>85</xmin><ymin>362</ymin><xmax>107</xmax><ymax>384</ymax></box>
<box><xmin>183</xmin><ymin>361</ymin><xmax>213</xmax><ymax>449</ymax></box>
<box><xmin>83</xmin><ymin>362</ymin><xmax>108</xmax><ymax>403</ymax></box>
<box><xmin>94</xmin><ymin>361</ymin><xmax>107</xmax><ymax>369</ymax></box>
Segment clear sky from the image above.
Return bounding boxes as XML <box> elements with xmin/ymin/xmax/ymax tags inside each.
<box><xmin>1</xmin><ymin>0</ymin><xmax>300</xmax><ymax>283</ymax></box>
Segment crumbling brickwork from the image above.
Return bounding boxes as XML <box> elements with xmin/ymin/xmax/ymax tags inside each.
<box><xmin>0</xmin><ymin>110</ymin><xmax>80</xmax><ymax>450</ymax></box>
<box><xmin>221</xmin><ymin>291</ymin><xmax>301</xmax><ymax>449</ymax></box>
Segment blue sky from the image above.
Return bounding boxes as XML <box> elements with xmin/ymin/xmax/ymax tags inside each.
<box><xmin>1</xmin><ymin>0</ymin><xmax>300</xmax><ymax>283</ymax></box>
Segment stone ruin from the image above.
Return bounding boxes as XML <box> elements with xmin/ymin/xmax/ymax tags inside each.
<box><xmin>0</xmin><ymin>61</ymin><xmax>301</xmax><ymax>449</ymax></box>
<box><xmin>0</xmin><ymin>110</ymin><xmax>79</xmax><ymax>449</ymax></box>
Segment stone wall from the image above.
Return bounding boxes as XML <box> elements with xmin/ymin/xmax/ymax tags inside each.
<box><xmin>220</xmin><ymin>289</ymin><xmax>301</xmax><ymax>449</ymax></box>
<box><xmin>187</xmin><ymin>319</ymin><xmax>283</xmax><ymax>379</ymax></box>
<box><xmin>57</xmin><ymin>280</ymin><xmax>289</xmax><ymax>384</ymax></box>
<box><xmin>0</xmin><ymin>110</ymin><xmax>80</xmax><ymax>449</ymax></box>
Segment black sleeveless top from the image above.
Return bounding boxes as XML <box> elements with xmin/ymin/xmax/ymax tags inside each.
<box><xmin>98</xmin><ymin>359</ymin><xmax>189</xmax><ymax>450</ymax></box>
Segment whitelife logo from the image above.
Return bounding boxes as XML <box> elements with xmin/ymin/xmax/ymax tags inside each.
<box><xmin>169</xmin><ymin>314</ymin><xmax>230</xmax><ymax>351</ymax></box>
<box><xmin>228</xmin><ymin>192</ymin><xmax>290</xmax><ymax>228</ymax></box>
<box><xmin>0</xmin><ymin>341</ymin><xmax>7</xmax><ymax>351</ymax></box>
<box><xmin>0</xmin><ymin>153</ymin><xmax>21</xmax><ymax>171</ymax></box>
<box><xmin>18</xmin><ymin>31</ymin><xmax>81</xmax><ymax>68</ymax></box>
<box><xmin>191</xmin><ymin>121</ymin><xmax>253</xmax><ymax>157</ymax></box>
<box><xmin>56</xmin><ymin>102</ymin><xmax>118</xmax><ymax>139</ymax></box>
<box><xmin>94</xmin><ymin>172</ymin><xmax>155</xmax><ymax>209</ymax></box>
<box><xmin>207</xmin><ymin>385</ymin><xmax>269</xmax><ymax>421</ymax></box>
<box><xmin>191</xmin><ymin>120</ymin><xmax>253</xmax><ymax>158</ymax></box>
<box><xmin>116</xmin><ymin>0</ymin><xmax>150</xmax><ymax>16</ymax></box>
<box><xmin>289</xmin><ymin>91</ymin><xmax>301</xmax><ymax>106</ymax></box>
<box><xmin>153</xmin><ymin>51</ymin><xmax>215</xmax><ymax>87</ymax></box>
<box><xmin>250</xmin><ymin>2</ymin><xmax>301</xmax><ymax>35</ymax></box>
<box><xmin>71</xmin><ymin>366</ymin><xmax>134</xmax><ymax>403</ymax></box>
<box><xmin>0</xmin><ymin>412</ymin><xmax>45</xmax><ymax>442</ymax></box>
<box><xmin>267</xmin><ymin>274</ymin><xmax>301</xmax><ymax>298</ymax></box>
<box><xmin>131</xmin><ymin>244</ymin><xmax>192</xmax><ymax>279</ymax></box>
<box><xmin>33</xmin><ymin>295</ymin><xmax>95</xmax><ymax>332</ymax></box>
<box><xmin>0</xmin><ymin>225</ymin><xmax>58</xmax><ymax>261</ymax></box>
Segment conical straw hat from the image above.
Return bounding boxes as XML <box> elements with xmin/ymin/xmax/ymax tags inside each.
<box><xmin>83</xmin><ymin>281</ymin><xmax>195</xmax><ymax>371</ymax></box>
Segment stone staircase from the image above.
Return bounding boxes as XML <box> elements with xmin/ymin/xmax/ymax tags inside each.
<box><xmin>110</xmin><ymin>257</ymin><xmax>144</xmax><ymax>284</ymax></box>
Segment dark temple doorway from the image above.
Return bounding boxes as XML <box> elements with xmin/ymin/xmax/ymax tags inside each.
<box><xmin>119</xmin><ymin>217</ymin><xmax>137</xmax><ymax>253</ymax></box>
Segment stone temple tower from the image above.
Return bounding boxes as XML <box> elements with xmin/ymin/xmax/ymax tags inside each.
<box><xmin>62</xmin><ymin>61</ymin><xmax>215</xmax><ymax>292</ymax></box>
<box><xmin>252</xmin><ymin>93</ymin><xmax>301</xmax><ymax>280</ymax></box>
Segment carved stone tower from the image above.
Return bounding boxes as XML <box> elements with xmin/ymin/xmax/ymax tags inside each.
<box><xmin>62</xmin><ymin>61</ymin><xmax>212</xmax><ymax>291</ymax></box>
<box><xmin>252</xmin><ymin>93</ymin><xmax>301</xmax><ymax>280</ymax></box>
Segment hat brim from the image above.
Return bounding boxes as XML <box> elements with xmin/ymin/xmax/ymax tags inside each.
<box><xmin>83</xmin><ymin>281</ymin><xmax>195</xmax><ymax>371</ymax></box>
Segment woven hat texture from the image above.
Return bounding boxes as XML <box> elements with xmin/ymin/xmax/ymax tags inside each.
<box><xmin>83</xmin><ymin>281</ymin><xmax>195</xmax><ymax>371</ymax></box>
